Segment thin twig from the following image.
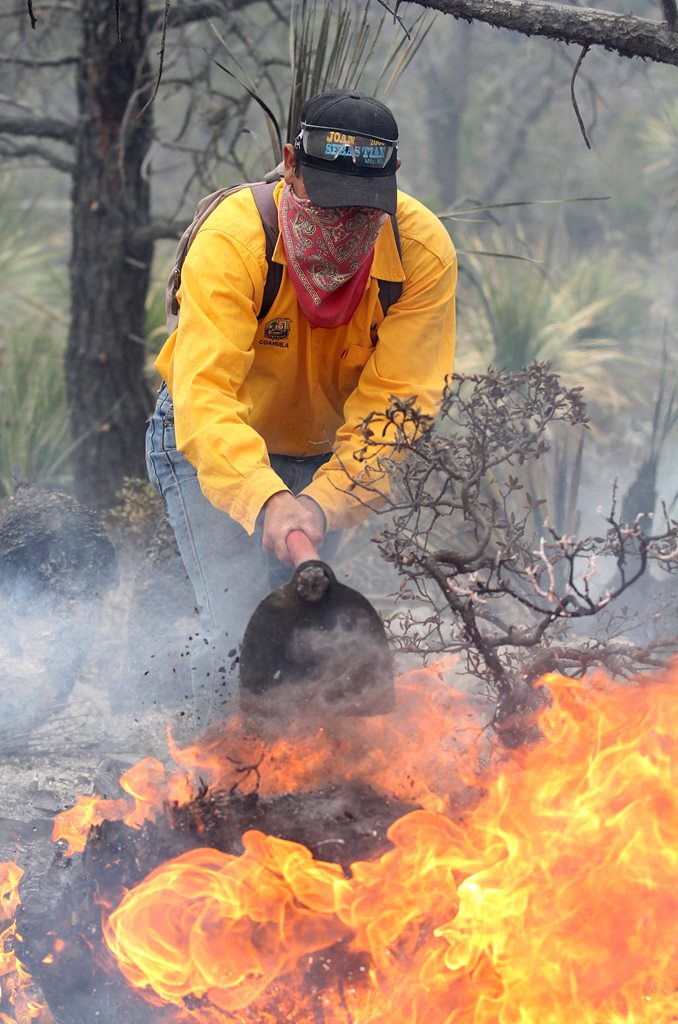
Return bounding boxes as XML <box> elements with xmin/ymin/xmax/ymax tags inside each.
<box><xmin>570</xmin><ymin>45</ymin><xmax>592</xmax><ymax>149</ymax></box>
<box><xmin>137</xmin><ymin>0</ymin><xmax>171</xmax><ymax>121</ymax></box>
<box><xmin>26</xmin><ymin>0</ymin><xmax>37</xmax><ymax>28</ymax></box>
<box><xmin>373</xmin><ymin>0</ymin><xmax>411</xmax><ymax>37</ymax></box>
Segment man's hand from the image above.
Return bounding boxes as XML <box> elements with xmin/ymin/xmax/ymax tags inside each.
<box><xmin>262</xmin><ymin>491</ymin><xmax>326</xmax><ymax>564</ymax></box>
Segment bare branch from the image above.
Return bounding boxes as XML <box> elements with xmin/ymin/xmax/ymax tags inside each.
<box><xmin>137</xmin><ymin>0</ymin><xmax>171</xmax><ymax>121</ymax></box>
<box><xmin>374</xmin><ymin>0</ymin><xmax>413</xmax><ymax>37</ymax></box>
<box><xmin>570</xmin><ymin>45</ymin><xmax>592</xmax><ymax>149</ymax></box>
<box><xmin>401</xmin><ymin>0</ymin><xmax>678</xmax><ymax>66</ymax></box>
<box><xmin>0</xmin><ymin>139</ymin><xmax>74</xmax><ymax>173</ymax></box>
<box><xmin>483</xmin><ymin>63</ymin><xmax>558</xmax><ymax>198</ymax></box>
<box><xmin>1</xmin><ymin>56</ymin><xmax>77</xmax><ymax>67</ymax></box>
<box><xmin>357</xmin><ymin>366</ymin><xmax>678</xmax><ymax>727</ymax></box>
<box><xmin>154</xmin><ymin>0</ymin><xmax>259</xmax><ymax>32</ymax></box>
<box><xmin>0</xmin><ymin>114</ymin><xmax>75</xmax><ymax>145</ymax></box>
<box><xmin>129</xmin><ymin>218</ymin><xmax>187</xmax><ymax>245</ymax></box>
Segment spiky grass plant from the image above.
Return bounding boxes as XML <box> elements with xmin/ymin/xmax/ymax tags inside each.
<box><xmin>286</xmin><ymin>0</ymin><xmax>432</xmax><ymax>142</ymax></box>
<box><xmin>211</xmin><ymin>0</ymin><xmax>433</xmax><ymax>172</ymax></box>
<box><xmin>0</xmin><ymin>174</ymin><xmax>69</xmax><ymax>334</ymax></box>
<box><xmin>457</xmin><ymin>238</ymin><xmax>647</xmax><ymax>416</ymax></box>
<box><xmin>0</xmin><ymin>332</ymin><xmax>76</xmax><ymax>498</ymax></box>
<box><xmin>0</xmin><ymin>173</ymin><xmax>72</xmax><ymax>498</ymax></box>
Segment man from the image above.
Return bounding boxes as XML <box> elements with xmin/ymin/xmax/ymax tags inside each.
<box><xmin>146</xmin><ymin>89</ymin><xmax>456</xmax><ymax>720</ymax></box>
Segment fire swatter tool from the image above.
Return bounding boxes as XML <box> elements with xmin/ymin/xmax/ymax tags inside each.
<box><xmin>239</xmin><ymin>530</ymin><xmax>395</xmax><ymax>717</ymax></box>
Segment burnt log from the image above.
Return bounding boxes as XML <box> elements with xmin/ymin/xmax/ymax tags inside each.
<box><xmin>0</xmin><ymin>476</ymin><xmax>117</xmax><ymax>603</ymax></box>
<box><xmin>16</xmin><ymin>782</ymin><xmax>414</xmax><ymax>1024</ymax></box>
<box><xmin>0</xmin><ymin>477</ymin><xmax>118</xmax><ymax>744</ymax></box>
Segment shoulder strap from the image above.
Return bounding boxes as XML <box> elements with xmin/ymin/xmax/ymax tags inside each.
<box><xmin>251</xmin><ymin>181</ymin><xmax>283</xmax><ymax>322</ymax></box>
<box><xmin>166</xmin><ymin>183</ymin><xmax>251</xmax><ymax>334</ymax></box>
<box><xmin>377</xmin><ymin>212</ymin><xmax>403</xmax><ymax>318</ymax></box>
<box><xmin>166</xmin><ymin>177</ymin><xmax>283</xmax><ymax>334</ymax></box>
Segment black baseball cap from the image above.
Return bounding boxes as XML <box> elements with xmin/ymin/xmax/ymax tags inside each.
<box><xmin>294</xmin><ymin>89</ymin><xmax>399</xmax><ymax>214</ymax></box>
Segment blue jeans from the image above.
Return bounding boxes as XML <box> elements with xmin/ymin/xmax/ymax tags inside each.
<box><xmin>145</xmin><ymin>383</ymin><xmax>338</xmax><ymax>726</ymax></box>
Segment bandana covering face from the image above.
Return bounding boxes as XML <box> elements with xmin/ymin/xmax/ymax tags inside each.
<box><xmin>279</xmin><ymin>183</ymin><xmax>387</xmax><ymax>329</ymax></box>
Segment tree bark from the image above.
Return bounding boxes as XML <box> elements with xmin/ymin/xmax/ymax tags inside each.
<box><xmin>404</xmin><ymin>0</ymin><xmax>678</xmax><ymax>66</ymax></box>
<box><xmin>67</xmin><ymin>0</ymin><xmax>154</xmax><ymax>508</ymax></box>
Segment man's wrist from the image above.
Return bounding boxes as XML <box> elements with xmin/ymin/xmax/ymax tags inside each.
<box><xmin>297</xmin><ymin>494</ymin><xmax>327</xmax><ymax>532</ymax></box>
<box><xmin>263</xmin><ymin>488</ymin><xmax>293</xmax><ymax>508</ymax></box>
<box><xmin>256</xmin><ymin>488</ymin><xmax>292</xmax><ymax>528</ymax></box>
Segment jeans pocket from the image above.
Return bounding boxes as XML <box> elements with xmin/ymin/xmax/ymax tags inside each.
<box><xmin>146</xmin><ymin>388</ymin><xmax>181</xmax><ymax>492</ymax></box>
<box><xmin>162</xmin><ymin>414</ymin><xmax>177</xmax><ymax>452</ymax></box>
<box><xmin>155</xmin><ymin>389</ymin><xmax>177</xmax><ymax>451</ymax></box>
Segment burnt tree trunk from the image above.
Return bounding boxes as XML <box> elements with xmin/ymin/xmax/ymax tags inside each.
<box><xmin>67</xmin><ymin>0</ymin><xmax>154</xmax><ymax>508</ymax></box>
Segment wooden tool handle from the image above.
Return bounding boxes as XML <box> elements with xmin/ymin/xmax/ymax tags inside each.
<box><xmin>286</xmin><ymin>529</ymin><xmax>320</xmax><ymax>567</ymax></box>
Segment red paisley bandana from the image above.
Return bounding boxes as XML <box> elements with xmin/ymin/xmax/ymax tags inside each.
<box><xmin>279</xmin><ymin>183</ymin><xmax>387</xmax><ymax>329</ymax></box>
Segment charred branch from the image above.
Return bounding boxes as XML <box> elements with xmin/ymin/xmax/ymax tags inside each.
<box><xmin>129</xmin><ymin>218</ymin><xmax>187</xmax><ymax>244</ymax></box>
<box><xmin>402</xmin><ymin>0</ymin><xmax>678</xmax><ymax>66</ymax></box>
<box><xmin>570</xmin><ymin>45</ymin><xmax>592</xmax><ymax>149</ymax></box>
<box><xmin>0</xmin><ymin>140</ymin><xmax>73</xmax><ymax>173</ymax></box>
<box><xmin>0</xmin><ymin>115</ymin><xmax>75</xmax><ymax>145</ymax></box>
<box><xmin>519</xmin><ymin>635</ymin><xmax>678</xmax><ymax>681</ymax></box>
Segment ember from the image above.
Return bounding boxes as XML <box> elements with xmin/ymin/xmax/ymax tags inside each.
<box><xmin>6</xmin><ymin>665</ymin><xmax>678</xmax><ymax>1023</ymax></box>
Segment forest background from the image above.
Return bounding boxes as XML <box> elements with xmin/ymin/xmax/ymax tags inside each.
<box><xmin>0</xmin><ymin>0</ymin><xmax>676</xmax><ymax>738</ymax></box>
<box><xmin>1</xmin><ymin>0</ymin><xmax>675</xmax><ymax>516</ymax></box>
<box><xmin>0</xmin><ymin>0</ymin><xmax>676</xmax><ymax>517</ymax></box>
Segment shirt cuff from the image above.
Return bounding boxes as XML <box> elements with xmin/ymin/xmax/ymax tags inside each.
<box><xmin>301</xmin><ymin>468</ymin><xmax>389</xmax><ymax>532</ymax></box>
<box><xmin>202</xmin><ymin>467</ymin><xmax>291</xmax><ymax>535</ymax></box>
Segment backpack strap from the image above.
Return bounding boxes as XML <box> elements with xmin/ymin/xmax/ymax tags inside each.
<box><xmin>166</xmin><ymin>178</ymin><xmax>283</xmax><ymax>334</ymax></box>
<box><xmin>250</xmin><ymin>181</ymin><xmax>283</xmax><ymax>322</ymax></box>
<box><xmin>376</xmin><ymin>213</ymin><xmax>403</xmax><ymax>318</ymax></box>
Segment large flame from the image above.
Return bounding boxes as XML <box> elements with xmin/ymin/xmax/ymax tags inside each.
<box><xmin>99</xmin><ymin>667</ymin><xmax>678</xmax><ymax>1022</ymax></box>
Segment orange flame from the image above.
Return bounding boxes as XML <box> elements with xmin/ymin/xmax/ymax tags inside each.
<box><xmin>0</xmin><ymin>863</ymin><xmax>53</xmax><ymax>1024</ymax></box>
<box><xmin>103</xmin><ymin>836</ymin><xmax>348</xmax><ymax>1012</ymax></box>
<box><xmin>52</xmin><ymin>666</ymin><xmax>484</xmax><ymax>855</ymax></box>
<box><xmin>52</xmin><ymin>756</ymin><xmax>195</xmax><ymax>855</ymax></box>
<box><xmin>100</xmin><ymin>667</ymin><xmax>678</xmax><ymax>1022</ymax></box>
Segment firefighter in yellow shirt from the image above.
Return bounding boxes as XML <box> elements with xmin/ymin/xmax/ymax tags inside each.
<box><xmin>147</xmin><ymin>89</ymin><xmax>456</xmax><ymax>723</ymax></box>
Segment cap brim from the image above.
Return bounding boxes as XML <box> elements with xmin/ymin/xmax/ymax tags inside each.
<box><xmin>301</xmin><ymin>160</ymin><xmax>397</xmax><ymax>215</ymax></box>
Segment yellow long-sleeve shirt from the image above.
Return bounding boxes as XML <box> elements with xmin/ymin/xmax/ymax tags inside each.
<box><xmin>155</xmin><ymin>179</ymin><xmax>456</xmax><ymax>534</ymax></box>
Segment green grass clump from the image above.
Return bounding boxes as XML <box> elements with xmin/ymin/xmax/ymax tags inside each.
<box><xmin>458</xmin><ymin>240</ymin><xmax>648</xmax><ymax>416</ymax></box>
<box><xmin>0</xmin><ymin>333</ymin><xmax>74</xmax><ymax>499</ymax></box>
